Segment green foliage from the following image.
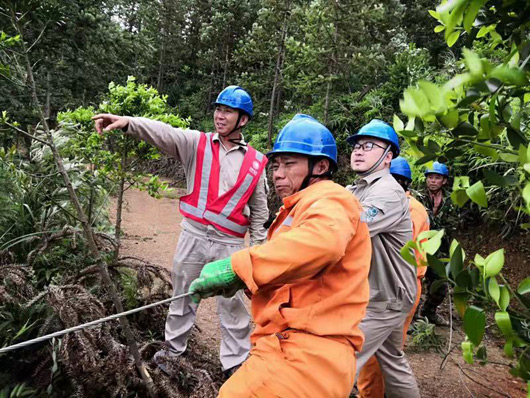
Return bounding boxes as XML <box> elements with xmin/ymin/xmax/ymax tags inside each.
<box><xmin>409</xmin><ymin>318</ymin><xmax>444</xmax><ymax>351</ymax></box>
<box><xmin>396</xmin><ymin>0</ymin><xmax>530</xmax><ymax>227</ymax></box>
<box><xmin>58</xmin><ymin>77</ymin><xmax>189</xmax><ymax>236</ymax></box>
<box><xmin>413</xmin><ymin>230</ymin><xmax>530</xmax><ymax>382</ymax></box>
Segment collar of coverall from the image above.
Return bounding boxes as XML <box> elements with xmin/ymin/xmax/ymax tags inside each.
<box><xmin>356</xmin><ymin>168</ymin><xmax>390</xmax><ymax>185</ymax></box>
<box><xmin>281</xmin><ymin>179</ymin><xmax>333</xmax><ymax>209</ymax></box>
<box><xmin>213</xmin><ymin>132</ymin><xmax>248</xmax><ymax>152</ymax></box>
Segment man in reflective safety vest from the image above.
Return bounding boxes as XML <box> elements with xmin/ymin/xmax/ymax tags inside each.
<box><xmin>188</xmin><ymin>114</ymin><xmax>371</xmax><ymax>397</ymax></box>
<box><xmin>356</xmin><ymin>156</ymin><xmax>429</xmax><ymax>398</ymax></box>
<box><xmin>93</xmin><ymin>85</ymin><xmax>269</xmax><ymax>376</ymax></box>
<box><xmin>346</xmin><ymin>120</ymin><xmax>420</xmax><ymax>398</ymax></box>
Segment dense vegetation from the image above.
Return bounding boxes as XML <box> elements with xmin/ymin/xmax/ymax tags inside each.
<box><xmin>0</xmin><ymin>0</ymin><xmax>529</xmax><ymax>396</ymax></box>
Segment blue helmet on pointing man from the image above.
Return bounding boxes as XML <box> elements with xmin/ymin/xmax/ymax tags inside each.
<box><xmin>215</xmin><ymin>85</ymin><xmax>254</xmax><ymax>117</ymax></box>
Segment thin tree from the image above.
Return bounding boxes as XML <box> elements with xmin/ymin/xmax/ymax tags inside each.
<box><xmin>6</xmin><ymin>7</ymin><xmax>156</xmax><ymax>396</ymax></box>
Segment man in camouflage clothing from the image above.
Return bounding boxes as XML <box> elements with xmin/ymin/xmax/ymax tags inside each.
<box><xmin>418</xmin><ymin>162</ymin><xmax>457</xmax><ymax>326</ymax></box>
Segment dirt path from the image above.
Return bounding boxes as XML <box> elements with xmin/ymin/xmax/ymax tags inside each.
<box><xmin>115</xmin><ymin>188</ymin><xmax>526</xmax><ymax>398</ymax></box>
<box><xmin>111</xmin><ymin>188</ymin><xmax>222</xmax><ymax>349</ymax></box>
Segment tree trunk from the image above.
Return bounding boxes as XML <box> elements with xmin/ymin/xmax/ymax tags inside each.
<box><xmin>267</xmin><ymin>0</ymin><xmax>290</xmax><ymax>148</ymax></box>
<box><xmin>157</xmin><ymin>0</ymin><xmax>169</xmax><ymax>91</ymax></box>
<box><xmin>12</xmin><ymin>11</ymin><xmax>156</xmax><ymax>397</ymax></box>
<box><xmin>222</xmin><ymin>42</ymin><xmax>230</xmax><ymax>88</ymax></box>
<box><xmin>324</xmin><ymin>1</ymin><xmax>339</xmax><ymax>125</ymax></box>
<box><xmin>45</xmin><ymin>69</ymin><xmax>51</xmax><ymax>119</ymax></box>
<box><xmin>114</xmin><ymin>144</ymin><xmax>129</xmax><ymax>257</ymax></box>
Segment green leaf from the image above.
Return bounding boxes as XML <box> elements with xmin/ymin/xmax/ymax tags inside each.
<box><xmin>506</xmin><ymin>127</ymin><xmax>528</xmax><ymax>149</ymax></box>
<box><xmin>483</xmin><ymin>170</ymin><xmax>514</xmax><ymax>186</ymax></box>
<box><xmin>488</xmin><ymin>277</ymin><xmax>500</xmax><ymax>305</ymax></box>
<box><xmin>476</xmin><ymin>345</ymin><xmax>487</xmax><ymax>362</ymax></box>
<box><xmin>439</xmin><ymin>110</ymin><xmax>459</xmax><ymax>129</ymax></box>
<box><xmin>415</xmin><ymin>154</ymin><xmax>438</xmax><ymax>165</ymax></box>
<box><xmin>427</xmin><ymin>253</ymin><xmax>447</xmax><ymax>277</ymax></box>
<box><xmin>523</xmin><ymin>183</ymin><xmax>530</xmax><ymax>207</ymax></box>
<box><xmin>489</xmin><ymin>66</ymin><xmax>528</xmax><ymax>86</ymax></box>
<box><xmin>400</xmin><ymin>241</ymin><xmax>418</xmax><ymax>267</ymax></box>
<box><xmin>393</xmin><ymin>114</ymin><xmax>404</xmax><ymax>131</ymax></box>
<box><xmin>451</xmin><ymin>189</ymin><xmax>470</xmax><ymax>207</ymax></box>
<box><xmin>463</xmin><ymin>0</ymin><xmax>486</xmax><ymax>32</ymax></box>
<box><xmin>422</xmin><ymin>229</ymin><xmax>445</xmax><ymax>255</ymax></box>
<box><xmin>447</xmin><ymin>31</ymin><xmax>461</xmax><ymax>47</ymax></box>
<box><xmin>484</xmin><ymin>248</ymin><xmax>504</xmax><ymax>277</ymax></box>
<box><xmin>454</xmin><ymin>292</ymin><xmax>469</xmax><ymax>317</ymax></box>
<box><xmin>456</xmin><ymin>270</ymin><xmax>472</xmax><ymax>289</ymax></box>
<box><xmin>466</xmin><ymin>181</ymin><xmax>488</xmax><ymax>208</ymax></box>
<box><xmin>463</xmin><ymin>48</ymin><xmax>483</xmax><ymax>76</ymax></box>
<box><xmin>474</xmin><ymin>144</ymin><xmax>498</xmax><ymax>160</ymax></box>
<box><xmin>450</xmin><ymin>244</ymin><xmax>464</xmax><ymax>279</ymax></box>
<box><xmin>499</xmin><ymin>285</ymin><xmax>510</xmax><ymax>311</ymax></box>
<box><xmin>470</xmin><ymin>267</ymin><xmax>480</xmax><ymax>288</ymax></box>
<box><xmin>397</xmin><ymin>130</ymin><xmax>418</xmax><ymax>138</ymax></box>
<box><xmin>495</xmin><ymin>311</ymin><xmax>513</xmax><ymax>338</ymax></box>
<box><xmin>453</xmin><ymin>122</ymin><xmax>479</xmax><ymax>136</ymax></box>
<box><xmin>517</xmin><ymin>277</ymin><xmax>530</xmax><ymax>295</ymax></box>
<box><xmin>429</xmin><ymin>10</ymin><xmax>441</xmax><ymax>19</ymax></box>
<box><xmin>499</xmin><ymin>152</ymin><xmax>520</xmax><ymax>163</ymax></box>
<box><xmin>464</xmin><ymin>306</ymin><xmax>486</xmax><ymax>346</ymax></box>
<box><xmin>462</xmin><ymin>340</ymin><xmax>474</xmax><ymax>364</ymax></box>
<box><xmin>434</xmin><ymin>25</ymin><xmax>445</xmax><ymax>33</ymax></box>
<box><xmin>504</xmin><ymin>338</ymin><xmax>514</xmax><ymax>357</ymax></box>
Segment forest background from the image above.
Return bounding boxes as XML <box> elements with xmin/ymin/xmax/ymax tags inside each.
<box><xmin>0</xmin><ymin>0</ymin><xmax>529</xmax><ymax>397</ymax></box>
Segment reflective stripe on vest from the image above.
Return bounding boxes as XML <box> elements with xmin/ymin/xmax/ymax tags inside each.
<box><xmin>179</xmin><ymin>133</ymin><xmax>267</xmax><ymax>237</ymax></box>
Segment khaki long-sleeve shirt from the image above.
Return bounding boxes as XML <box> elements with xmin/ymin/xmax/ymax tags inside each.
<box><xmin>347</xmin><ymin>169</ymin><xmax>416</xmax><ymax>313</ymax></box>
<box><xmin>126</xmin><ymin>117</ymin><xmax>269</xmax><ymax>245</ymax></box>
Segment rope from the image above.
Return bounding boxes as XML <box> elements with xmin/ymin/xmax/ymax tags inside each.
<box><xmin>0</xmin><ymin>292</ymin><xmax>194</xmax><ymax>354</ymax></box>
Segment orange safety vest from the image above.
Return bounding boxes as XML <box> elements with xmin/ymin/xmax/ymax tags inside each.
<box><xmin>179</xmin><ymin>133</ymin><xmax>267</xmax><ymax>237</ymax></box>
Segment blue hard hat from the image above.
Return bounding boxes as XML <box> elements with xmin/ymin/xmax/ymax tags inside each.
<box><xmin>267</xmin><ymin>114</ymin><xmax>337</xmax><ymax>168</ymax></box>
<box><xmin>346</xmin><ymin>119</ymin><xmax>400</xmax><ymax>158</ymax></box>
<box><xmin>215</xmin><ymin>85</ymin><xmax>253</xmax><ymax>117</ymax></box>
<box><xmin>424</xmin><ymin>161</ymin><xmax>449</xmax><ymax>177</ymax></box>
<box><xmin>390</xmin><ymin>156</ymin><xmax>412</xmax><ymax>181</ymax></box>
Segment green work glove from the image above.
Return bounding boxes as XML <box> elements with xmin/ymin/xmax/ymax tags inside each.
<box><xmin>188</xmin><ymin>257</ymin><xmax>245</xmax><ymax>303</ymax></box>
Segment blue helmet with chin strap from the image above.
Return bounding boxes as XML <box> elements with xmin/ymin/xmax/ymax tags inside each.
<box><xmin>215</xmin><ymin>85</ymin><xmax>254</xmax><ymax>117</ymax></box>
<box><xmin>346</xmin><ymin>119</ymin><xmax>400</xmax><ymax>158</ymax></box>
<box><xmin>425</xmin><ymin>161</ymin><xmax>449</xmax><ymax>177</ymax></box>
<box><xmin>390</xmin><ymin>156</ymin><xmax>412</xmax><ymax>181</ymax></box>
<box><xmin>267</xmin><ymin>114</ymin><xmax>337</xmax><ymax>169</ymax></box>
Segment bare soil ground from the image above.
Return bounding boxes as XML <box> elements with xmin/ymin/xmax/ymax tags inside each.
<box><xmin>114</xmin><ymin>188</ymin><xmax>527</xmax><ymax>398</ymax></box>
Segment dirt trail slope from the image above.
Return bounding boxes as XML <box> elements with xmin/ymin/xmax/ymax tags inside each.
<box><xmin>114</xmin><ymin>188</ymin><xmax>526</xmax><ymax>398</ymax></box>
<box><xmin>111</xmin><ymin>188</ymin><xmax>222</xmax><ymax>349</ymax></box>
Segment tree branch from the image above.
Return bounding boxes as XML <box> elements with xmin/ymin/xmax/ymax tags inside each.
<box><xmin>3</xmin><ymin>121</ymin><xmax>50</xmax><ymax>145</ymax></box>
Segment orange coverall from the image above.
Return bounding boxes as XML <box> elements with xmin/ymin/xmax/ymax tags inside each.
<box><xmin>357</xmin><ymin>192</ymin><xmax>429</xmax><ymax>398</ymax></box>
<box><xmin>219</xmin><ymin>180</ymin><xmax>372</xmax><ymax>398</ymax></box>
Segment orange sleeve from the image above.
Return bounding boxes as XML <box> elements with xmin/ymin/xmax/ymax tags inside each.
<box><xmin>232</xmin><ymin>196</ymin><xmax>356</xmax><ymax>294</ymax></box>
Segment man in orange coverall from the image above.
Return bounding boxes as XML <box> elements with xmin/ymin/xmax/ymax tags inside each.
<box><xmin>189</xmin><ymin>114</ymin><xmax>372</xmax><ymax>398</ymax></box>
<box><xmin>356</xmin><ymin>156</ymin><xmax>429</xmax><ymax>398</ymax></box>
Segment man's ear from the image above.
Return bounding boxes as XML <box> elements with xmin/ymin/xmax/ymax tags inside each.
<box><xmin>442</xmin><ymin>177</ymin><xmax>448</xmax><ymax>186</ymax></box>
<box><xmin>383</xmin><ymin>150</ymin><xmax>393</xmax><ymax>167</ymax></box>
<box><xmin>313</xmin><ymin>158</ymin><xmax>330</xmax><ymax>175</ymax></box>
<box><xmin>239</xmin><ymin>114</ymin><xmax>250</xmax><ymax>128</ymax></box>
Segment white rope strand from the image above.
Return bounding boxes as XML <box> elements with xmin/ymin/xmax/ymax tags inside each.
<box><xmin>0</xmin><ymin>292</ymin><xmax>193</xmax><ymax>354</ymax></box>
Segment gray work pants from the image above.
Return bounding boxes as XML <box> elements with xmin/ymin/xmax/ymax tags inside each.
<box><xmin>165</xmin><ymin>229</ymin><xmax>251</xmax><ymax>370</ymax></box>
<box><xmin>355</xmin><ymin>309</ymin><xmax>421</xmax><ymax>398</ymax></box>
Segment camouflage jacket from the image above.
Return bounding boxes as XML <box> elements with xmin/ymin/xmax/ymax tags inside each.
<box><xmin>415</xmin><ymin>189</ymin><xmax>459</xmax><ymax>256</ymax></box>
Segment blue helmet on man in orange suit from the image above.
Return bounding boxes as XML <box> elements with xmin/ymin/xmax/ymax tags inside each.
<box><xmin>267</xmin><ymin>114</ymin><xmax>337</xmax><ymax>170</ymax></box>
<box><xmin>390</xmin><ymin>156</ymin><xmax>412</xmax><ymax>181</ymax></box>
